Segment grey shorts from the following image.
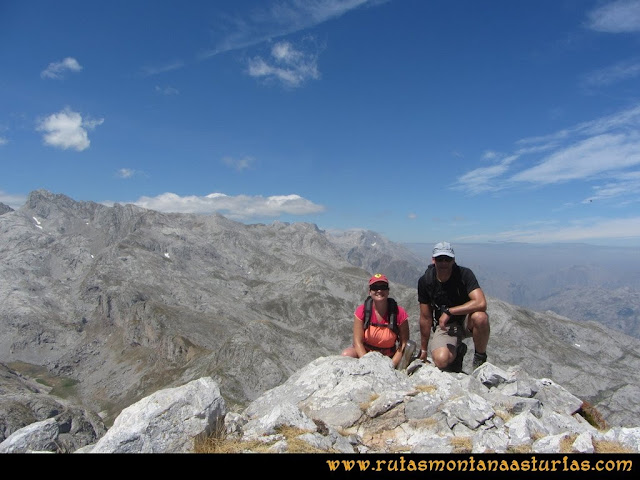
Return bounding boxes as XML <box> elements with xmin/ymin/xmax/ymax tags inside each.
<box><xmin>430</xmin><ymin>316</ymin><xmax>472</xmax><ymax>353</ymax></box>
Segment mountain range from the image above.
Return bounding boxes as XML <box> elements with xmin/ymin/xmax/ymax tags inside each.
<box><xmin>1</xmin><ymin>190</ymin><xmax>639</xmax><ymax>434</ymax></box>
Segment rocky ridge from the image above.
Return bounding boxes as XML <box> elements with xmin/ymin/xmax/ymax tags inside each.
<box><xmin>0</xmin><ymin>203</ymin><xmax>13</xmax><ymax>216</ymax></box>
<box><xmin>2</xmin><ymin>354</ymin><xmax>639</xmax><ymax>454</ymax></box>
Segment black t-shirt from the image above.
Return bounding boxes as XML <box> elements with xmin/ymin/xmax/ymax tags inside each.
<box><xmin>417</xmin><ymin>264</ymin><xmax>480</xmax><ymax>321</ymax></box>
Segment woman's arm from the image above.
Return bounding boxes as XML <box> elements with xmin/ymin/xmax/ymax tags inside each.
<box><xmin>352</xmin><ymin>315</ymin><xmax>367</xmax><ymax>358</ymax></box>
<box><xmin>391</xmin><ymin>320</ymin><xmax>410</xmax><ymax>367</ymax></box>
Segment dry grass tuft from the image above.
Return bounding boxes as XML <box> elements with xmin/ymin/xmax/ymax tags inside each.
<box><xmin>507</xmin><ymin>444</ymin><xmax>533</xmax><ymax>453</ymax></box>
<box><xmin>196</xmin><ymin>434</ymin><xmax>264</xmax><ymax>453</ymax></box>
<box><xmin>593</xmin><ymin>439</ymin><xmax>635</xmax><ymax>454</ymax></box>
<box><xmin>194</xmin><ymin>423</ymin><xmax>327</xmax><ymax>453</ymax></box>
<box><xmin>493</xmin><ymin>408</ymin><xmax>512</xmax><ymax>423</ymax></box>
<box><xmin>359</xmin><ymin>393</ymin><xmax>380</xmax><ymax>411</ymax></box>
<box><xmin>276</xmin><ymin>426</ymin><xmax>328</xmax><ymax>453</ymax></box>
<box><xmin>409</xmin><ymin>417</ymin><xmax>439</xmax><ymax>429</ymax></box>
<box><xmin>530</xmin><ymin>430</ymin><xmax>546</xmax><ymax>442</ymax></box>
<box><xmin>579</xmin><ymin>401</ymin><xmax>608</xmax><ymax>430</ymax></box>
<box><xmin>450</xmin><ymin>436</ymin><xmax>472</xmax><ymax>453</ymax></box>
<box><xmin>559</xmin><ymin>434</ymin><xmax>577</xmax><ymax>452</ymax></box>
<box><xmin>415</xmin><ymin>384</ymin><xmax>438</xmax><ymax>394</ymax></box>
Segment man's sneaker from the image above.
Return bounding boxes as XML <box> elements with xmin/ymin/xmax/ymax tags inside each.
<box><xmin>397</xmin><ymin>340</ymin><xmax>416</xmax><ymax>370</ymax></box>
<box><xmin>472</xmin><ymin>352</ymin><xmax>487</xmax><ymax>370</ymax></box>
<box><xmin>446</xmin><ymin>342</ymin><xmax>467</xmax><ymax>373</ymax></box>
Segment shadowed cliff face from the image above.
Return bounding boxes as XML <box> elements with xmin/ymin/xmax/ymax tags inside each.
<box><xmin>1</xmin><ymin>190</ymin><xmax>639</xmax><ymax>428</ymax></box>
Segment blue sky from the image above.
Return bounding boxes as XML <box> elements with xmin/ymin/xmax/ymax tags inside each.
<box><xmin>1</xmin><ymin>0</ymin><xmax>640</xmax><ymax>246</ymax></box>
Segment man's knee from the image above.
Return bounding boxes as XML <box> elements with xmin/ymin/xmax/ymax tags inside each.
<box><xmin>431</xmin><ymin>346</ymin><xmax>452</xmax><ymax>369</ymax></box>
<box><xmin>470</xmin><ymin>311</ymin><xmax>489</xmax><ymax>330</ymax></box>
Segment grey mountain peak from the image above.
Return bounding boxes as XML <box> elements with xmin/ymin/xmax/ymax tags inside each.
<box><xmin>1</xmin><ymin>190</ymin><xmax>639</xmax><ymax>452</ymax></box>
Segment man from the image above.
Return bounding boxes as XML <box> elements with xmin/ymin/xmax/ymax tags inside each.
<box><xmin>417</xmin><ymin>242</ymin><xmax>489</xmax><ymax>372</ymax></box>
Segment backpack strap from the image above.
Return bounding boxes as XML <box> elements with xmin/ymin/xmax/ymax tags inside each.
<box><xmin>363</xmin><ymin>295</ymin><xmax>373</xmax><ymax>330</ymax></box>
<box><xmin>387</xmin><ymin>297</ymin><xmax>399</xmax><ymax>335</ymax></box>
<box><xmin>363</xmin><ymin>296</ymin><xmax>399</xmax><ymax>335</ymax></box>
<box><xmin>423</xmin><ymin>265</ymin><xmax>439</xmax><ymax>332</ymax></box>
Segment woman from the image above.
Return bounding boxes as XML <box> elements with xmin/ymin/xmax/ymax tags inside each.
<box><xmin>341</xmin><ymin>273</ymin><xmax>411</xmax><ymax>369</ymax></box>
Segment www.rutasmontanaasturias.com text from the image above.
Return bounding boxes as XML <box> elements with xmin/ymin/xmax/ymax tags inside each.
<box><xmin>325</xmin><ymin>455</ymin><xmax>634</xmax><ymax>473</ymax></box>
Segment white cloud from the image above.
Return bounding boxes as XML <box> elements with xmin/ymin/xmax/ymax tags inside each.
<box><xmin>0</xmin><ymin>137</ymin><xmax>7</xmax><ymax>146</ymax></box>
<box><xmin>141</xmin><ymin>61</ymin><xmax>184</xmax><ymax>76</ymax></box>
<box><xmin>584</xmin><ymin>171</ymin><xmax>640</xmax><ymax>203</ymax></box>
<box><xmin>41</xmin><ymin>57</ymin><xmax>83</xmax><ymax>79</ymax></box>
<box><xmin>459</xmin><ymin>217</ymin><xmax>640</xmax><ymax>244</ymax></box>
<box><xmin>201</xmin><ymin>0</ymin><xmax>381</xmax><ymax>58</ymax></box>
<box><xmin>155</xmin><ymin>85</ymin><xmax>180</xmax><ymax>95</ymax></box>
<box><xmin>511</xmin><ymin>133</ymin><xmax>640</xmax><ymax>183</ymax></box>
<box><xmin>453</xmin><ymin>155</ymin><xmax>518</xmax><ymax>194</ymax></box>
<box><xmin>144</xmin><ymin>1</ymin><xmax>385</xmax><ymax>82</ymax></box>
<box><xmin>131</xmin><ymin>192</ymin><xmax>325</xmax><ymax>219</ymax></box>
<box><xmin>36</xmin><ymin>108</ymin><xmax>104</xmax><ymax>151</ymax></box>
<box><xmin>222</xmin><ymin>155</ymin><xmax>254</xmax><ymax>171</ymax></box>
<box><xmin>454</xmin><ymin>103</ymin><xmax>640</xmax><ymax>201</ymax></box>
<box><xmin>116</xmin><ymin>168</ymin><xmax>136</xmax><ymax>179</ymax></box>
<box><xmin>248</xmin><ymin>40</ymin><xmax>320</xmax><ymax>87</ymax></box>
<box><xmin>586</xmin><ymin>0</ymin><xmax>640</xmax><ymax>33</ymax></box>
<box><xmin>581</xmin><ymin>58</ymin><xmax>640</xmax><ymax>88</ymax></box>
<box><xmin>577</xmin><ymin>103</ymin><xmax>640</xmax><ymax>136</ymax></box>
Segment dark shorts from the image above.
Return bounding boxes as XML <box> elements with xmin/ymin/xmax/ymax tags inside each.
<box><xmin>430</xmin><ymin>316</ymin><xmax>472</xmax><ymax>353</ymax></box>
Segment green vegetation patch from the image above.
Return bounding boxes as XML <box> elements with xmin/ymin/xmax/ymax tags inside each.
<box><xmin>8</xmin><ymin>361</ymin><xmax>79</xmax><ymax>398</ymax></box>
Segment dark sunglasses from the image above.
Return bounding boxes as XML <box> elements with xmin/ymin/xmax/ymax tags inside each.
<box><xmin>435</xmin><ymin>256</ymin><xmax>453</xmax><ymax>263</ymax></box>
<box><xmin>370</xmin><ymin>283</ymin><xmax>389</xmax><ymax>291</ymax></box>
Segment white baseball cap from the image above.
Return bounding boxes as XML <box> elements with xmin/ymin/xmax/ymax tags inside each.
<box><xmin>432</xmin><ymin>241</ymin><xmax>455</xmax><ymax>258</ymax></box>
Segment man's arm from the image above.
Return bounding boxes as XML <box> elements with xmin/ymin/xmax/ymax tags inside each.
<box><xmin>449</xmin><ymin>287</ymin><xmax>487</xmax><ymax>316</ymax></box>
<box><xmin>438</xmin><ymin>287</ymin><xmax>487</xmax><ymax>328</ymax></box>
